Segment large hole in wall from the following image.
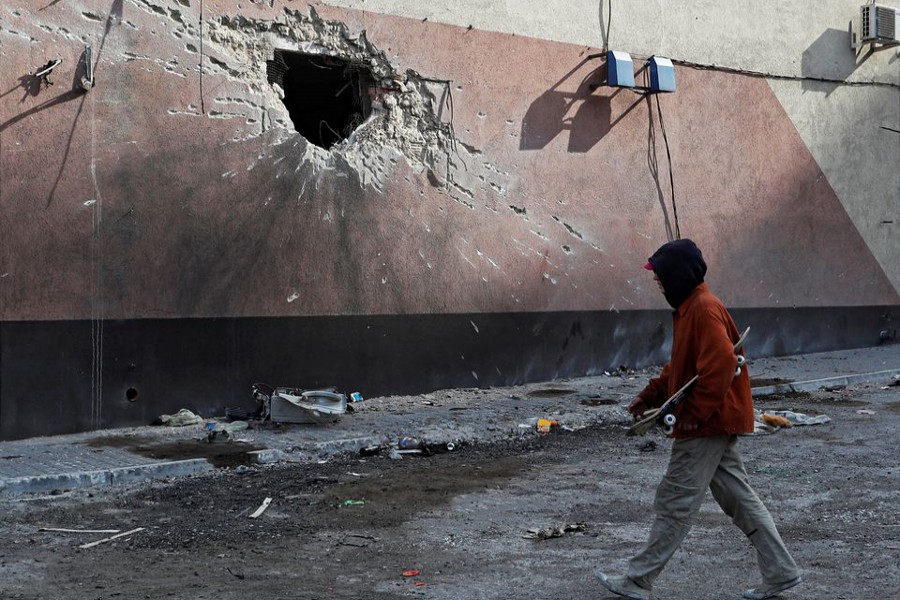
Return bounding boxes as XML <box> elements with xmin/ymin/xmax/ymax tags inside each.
<box><xmin>267</xmin><ymin>49</ymin><xmax>374</xmax><ymax>150</ymax></box>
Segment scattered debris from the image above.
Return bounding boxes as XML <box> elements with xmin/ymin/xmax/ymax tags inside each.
<box><xmin>79</xmin><ymin>527</ymin><xmax>145</xmax><ymax>549</ymax></box>
<box><xmin>252</xmin><ymin>383</ymin><xmax>347</xmax><ymax>424</ymax></box>
<box><xmin>523</xmin><ymin>523</ymin><xmax>587</xmax><ymax>540</ymax></box>
<box><xmin>350</xmin><ymin>392</ymin><xmax>364</xmax><ymax>402</ymax></box>
<box><xmin>226</xmin><ymin>567</ymin><xmax>245</xmax><ymax>580</ymax></box>
<box><xmin>536</xmin><ymin>418</ymin><xmax>558</xmax><ymax>433</ymax></box>
<box><xmin>398</xmin><ymin>436</ymin><xmax>423</xmax><ymax>450</ymax></box>
<box><xmin>359</xmin><ymin>445</ymin><xmax>381</xmax><ymax>457</ymax></box>
<box><xmin>205</xmin><ymin>420</ymin><xmax>249</xmax><ymax>443</ymax></box>
<box><xmin>248</xmin><ymin>497</ymin><xmax>272</xmax><ymax>519</ymax></box>
<box><xmin>402</xmin><ymin>569</ymin><xmax>421</xmax><ymax>577</ymax></box>
<box><xmin>153</xmin><ymin>409</ymin><xmax>204</xmax><ymax>427</ymax></box>
<box><xmin>881</xmin><ymin>375</ymin><xmax>899</xmax><ymax>389</ymax></box>
<box><xmin>637</xmin><ymin>440</ymin><xmax>657</xmax><ymax>452</ymax></box>
<box><xmin>761</xmin><ymin>413</ymin><xmax>793</xmax><ymax>428</ymax></box>
<box><xmin>856</xmin><ymin>409</ymin><xmax>876</xmax><ymax>415</ymax></box>
<box><xmin>392</xmin><ymin>437</ymin><xmax>463</xmax><ymax>456</ymax></box>
<box><xmin>603</xmin><ymin>366</ymin><xmax>638</xmax><ymax>378</ymax></box>
<box><xmin>752</xmin><ymin>410</ymin><xmax>831</xmax><ymax>434</ymax></box>
<box><xmin>340</xmin><ymin>499</ymin><xmax>367</xmax><ymax>508</ymax></box>
<box><xmin>433</xmin><ymin>439</ymin><xmax>463</xmax><ymax>453</ymax></box>
<box><xmin>33</xmin><ymin>58</ymin><xmax>62</xmax><ymax>87</ymax></box>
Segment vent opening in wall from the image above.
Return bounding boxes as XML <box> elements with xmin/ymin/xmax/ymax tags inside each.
<box><xmin>267</xmin><ymin>50</ymin><xmax>375</xmax><ymax>149</ymax></box>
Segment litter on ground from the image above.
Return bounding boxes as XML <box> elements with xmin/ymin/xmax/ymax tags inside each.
<box><xmin>248</xmin><ymin>497</ymin><xmax>272</xmax><ymax>519</ymax></box>
<box><xmin>153</xmin><ymin>409</ymin><xmax>203</xmax><ymax>427</ymax></box>
<box><xmin>523</xmin><ymin>523</ymin><xmax>587</xmax><ymax>540</ymax></box>
<box><xmin>752</xmin><ymin>409</ymin><xmax>831</xmax><ymax>434</ymax></box>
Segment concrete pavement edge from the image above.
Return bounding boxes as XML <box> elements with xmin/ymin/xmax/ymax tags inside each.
<box><xmin>751</xmin><ymin>368</ymin><xmax>900</xmax><ymax>397</ymax></box>
<box><xmin>0</xmin><ymin>459</ymin><xmax>213</xmax><ymax>495</ymax></box>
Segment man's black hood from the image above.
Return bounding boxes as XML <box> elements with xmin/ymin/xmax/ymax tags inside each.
<box><xmin>646</xmin><ymin>239</ymin><xmax>707</xmax><ymax>309</ymax></box>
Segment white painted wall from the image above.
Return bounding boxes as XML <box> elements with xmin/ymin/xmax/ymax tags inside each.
<box><xmin>325</xmin><ymin>0</ymin><xmax>900</xmax><ymax>293</ymax></box>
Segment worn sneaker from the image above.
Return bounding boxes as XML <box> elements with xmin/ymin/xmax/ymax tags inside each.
<box><xmin>742</xmin><ymin>576</ymin><xmax>802</xmax><ymax>599</ymax></box>
<box><xmin>594</xmin><ymin>570</ymin><xmax>651</xmax><ymax>600</ymax></box>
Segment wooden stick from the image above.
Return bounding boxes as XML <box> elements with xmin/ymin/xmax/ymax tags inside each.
<box><xmin>40</xmin><ymin>528</ymin><xmax>121</xmax><ymax>534</ymax></box>
<box><xmin>79</xmin><ymin>527</ymin><xmax>145</xmax><ymax>549</ymax></box>
<box><xmin>249</xmin><ymin>497</ymin><xmax>273</xmax><ymax>519</ymax></box>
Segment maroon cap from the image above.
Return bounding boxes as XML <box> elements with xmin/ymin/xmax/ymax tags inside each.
<box><xmin>643</xmin><ymin>261</ymin><xmax>654</xmax><ymax>270</ymax></box>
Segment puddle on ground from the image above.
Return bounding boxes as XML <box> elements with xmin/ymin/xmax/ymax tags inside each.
<box><xmin>84</xmin><ymin>435</ymin><xmax>263</xmax><ymax>468</ymax></box>
<box><xmin>526</xmin><ymin>388</ymin><xmax>577</xmax><ymax>398</ymax></box>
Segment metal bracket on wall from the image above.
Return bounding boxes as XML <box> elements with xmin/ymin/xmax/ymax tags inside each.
<box><xmin>849</xmin><ymin>11</ymin><xmax>900</xmax><ymax>53</ymax></box>
<box><xmin>80</xmin><ymin>46</ymin><xmax>94</xmax><ymax>91</ymax></box>
<box><xmin>34</xmin><ymin>58</ymin><xmax>62</xmax><ymax>87</ymax></box>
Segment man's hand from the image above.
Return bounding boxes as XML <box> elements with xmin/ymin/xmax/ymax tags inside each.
<box><xmin>627</xmin><ymin>396</ymin><xmax>648</xmax><ymax>419</ymax></box>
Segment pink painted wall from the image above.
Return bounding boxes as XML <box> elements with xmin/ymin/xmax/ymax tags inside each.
<box><xmin>1</xmin><ymin>0</ymin><xmax>896</xmax><ymax>323</ymax></box>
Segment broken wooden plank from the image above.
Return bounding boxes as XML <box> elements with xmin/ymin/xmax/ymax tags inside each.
<box><xmin>249</xmin><ymin>497</ymin><xmax>272</xmax><ymax>519</ymax></box>
<box><xmin>40</xmin><ymin>528</ymin><xmax>121</xmax><ymax>534</ymax></box>
<box><xmin>79</xmin><ymin>527</ymin><xmax>145</xmax><ymax>549</ymax></box>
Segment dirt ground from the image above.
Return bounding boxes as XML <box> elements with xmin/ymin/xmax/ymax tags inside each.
<box><xmin>1</xmin><ymin>383</ymin><xmax>898</xmax><ymax>600</ymax></box>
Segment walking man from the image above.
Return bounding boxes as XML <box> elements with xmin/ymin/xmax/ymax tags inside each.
<box><xmin>595</xmin><ymin>239</ymin><xmax>802</xmax><ymax>600</ymax></box>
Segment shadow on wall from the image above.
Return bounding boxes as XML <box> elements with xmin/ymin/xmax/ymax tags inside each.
<box><xmin>0</xmin><ymin>0</ymin><xmax>123</xmax><ymax>207</ymax></box>
<box><xmin>801</xmin><ymin>28</ymin><xmax>864</xmax><ymax>94</ymax></box>
<box><xmin>519</xmin><ymin>58</ymin><xmax>643</xmax><ymax>153</ymax></box>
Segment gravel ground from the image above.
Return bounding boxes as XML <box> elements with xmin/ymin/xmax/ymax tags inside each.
<box><xmin>1</xmin><ymin>382</ymin><xmax>898</xmax><ymax>600</ymax></box>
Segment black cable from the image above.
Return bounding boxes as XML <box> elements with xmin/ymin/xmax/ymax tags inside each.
<box><xmin>655</xmin><ymin>94</ymin><xmax>680</xmax><ymax>239</ymax></box>
<box><xmin>199</xmin><ymin>0</ymin><xmax>205</xmax><ymax>114</ymax></box>
<box><xmin>419</xmin><ymin>76</ymin><xmax>463</xmax><ymax>187</ymax></box>
<box><xmin>672</xmin><ymin>56</ymin><xmax>899</xmax><ymax>90</ymax></box>
<box><xmin>598</xmin><ymin>0</ymin><xmax>612</xmax><ymax>52</ymax></box>
<box><xmin>605</xmin><ymin>0</ymin><xmax>612</xmax><ymax>52</ymax></box>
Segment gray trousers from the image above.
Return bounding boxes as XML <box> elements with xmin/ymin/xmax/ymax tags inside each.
<box><xmin>627</xmin><ymin>435</ymin><xmax>800</xmax><ymax>589</ymax></box>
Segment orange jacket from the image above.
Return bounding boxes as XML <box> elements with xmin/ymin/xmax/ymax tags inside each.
<box><xmin>637</xmin><ymin>283</ymin><xmax>754</xmax><ymax>438</ymax></box>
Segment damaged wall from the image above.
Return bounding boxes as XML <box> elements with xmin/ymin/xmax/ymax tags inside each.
<box><xmin>0</xmin><ymin>0</ymin><xmax>897</xmax><ymax>439</ymax></box>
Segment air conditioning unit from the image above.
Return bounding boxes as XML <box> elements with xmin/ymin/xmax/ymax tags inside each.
<box><xmin>859</xmin><ymin>3</ymin><xmax>899</xmax><ymax>44</ymax></box>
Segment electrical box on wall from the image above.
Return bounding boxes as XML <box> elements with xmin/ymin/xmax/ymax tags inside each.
<box><xmin>606</xmin><ymin>51</ymin><xmax>635</xmax><ymax>88</ymax></box>
<box><xmin>860</xmin><ymin>3</ymin><xmax>899</xmax><ymax>44</ymax></box>
<box><xmin>649</xmin><ymin>56</ymin><xmax>676</xmax><ymax>92</ymax></box>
